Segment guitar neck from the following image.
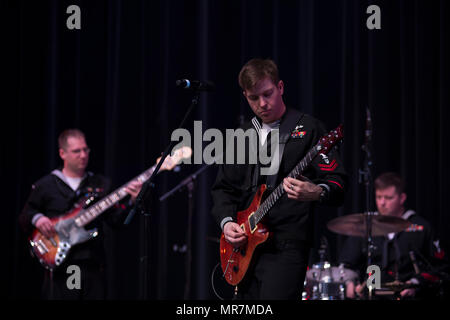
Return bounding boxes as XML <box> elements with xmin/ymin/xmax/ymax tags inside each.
<box><xmin>253</xmin><ymin>145</ymin><xmax>320</xmax><ymax>225</ymax></box>
<box><xmin>74</xmin><ymin>165</ymin><xmax>157</xmax><ymax>227</ymax></box>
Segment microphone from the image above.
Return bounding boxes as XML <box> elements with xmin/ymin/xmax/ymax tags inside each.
<box><xmin>176</xmin><ymin>79</ymin><xmax>215</xmax><ymax>92</ymax></box>
<box><xmin>409</xmin><ymin>251</ymin><xmax>420</xmax><ymax>275</ymax></box>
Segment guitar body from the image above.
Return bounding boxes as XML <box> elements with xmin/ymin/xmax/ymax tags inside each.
<box><xmin>29</xmin><ymin>195</ymin><xmax>99</xmax><ymax>270</ymax></box>
<box><xmin>220</xmin><ymin>184</ymin><xmax>271</xmax><ymax>286</ymax></box>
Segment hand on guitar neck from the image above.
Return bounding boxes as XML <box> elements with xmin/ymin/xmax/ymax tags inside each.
<box><xmin>223</xmin><ymin>221</ymin><xmax>248</xmax><ymax>248</ymax></box>
<box><xmin>124</xmin><ymin>180</ymin><xmax>143</xmax><ymax>203</ymax></box>
<box><xmin>283</xmin><ymin>176</ymin><xmax>322</xmax><ymax>202</ymax></box>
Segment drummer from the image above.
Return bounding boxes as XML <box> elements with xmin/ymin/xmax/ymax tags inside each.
<box><xmin>338</xmin><ymin>172</ymin><xmax>436</xmax><ymax>299</ymax></box>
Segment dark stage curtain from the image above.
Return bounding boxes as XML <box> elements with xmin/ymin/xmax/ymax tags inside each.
<box><xmin>3</xmin><ymin>0</ymin><xmax>449</xmax><ymax>299</ymax></box>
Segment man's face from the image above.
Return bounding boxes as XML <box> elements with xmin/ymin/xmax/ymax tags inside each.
<box><xmin>243</xmin><ymin>77</ymin><xmax>286</xmax><ymax>123</ymax></box>
<box><xmin>375</xmin><ymin>186</ymin><xmax>406</xmax><ymax>217</ymax></box>
<box><xmin>59</xmin><ymin>136</ymin><xmax>90</xmax><ymax>173</ymax></box>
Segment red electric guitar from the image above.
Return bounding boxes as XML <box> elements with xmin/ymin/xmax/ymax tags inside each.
<box><xmin>29</xmin><ymin>146</ymin><xmax>192</xmax><ymax>270</ymax></box>
<box><xmin>220</xmin><ymin>125</ymin><xmax>344</xmax><ymax>286</ymax></box>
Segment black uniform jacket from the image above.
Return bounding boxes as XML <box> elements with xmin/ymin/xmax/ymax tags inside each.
<box><xmin>211</xmin><ymin>108</ymin><xmax>348</xmax><ymax>245</ymax></box>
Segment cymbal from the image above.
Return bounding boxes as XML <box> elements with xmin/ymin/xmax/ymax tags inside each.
<box><xmin>327</xmin><ymin>213</ymin><xmax>411</xmax><ymax>237</ymax></box>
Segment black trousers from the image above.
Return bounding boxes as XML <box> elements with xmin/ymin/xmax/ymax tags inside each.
<box><xmin>235</xmin><ymin>239</ymin><xmax>310</xmax><ymax>300</ymax></box>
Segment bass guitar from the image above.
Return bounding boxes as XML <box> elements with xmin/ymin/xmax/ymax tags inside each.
<box><xmin>29</xmin><ymin>146</ymin><xmax>192</xmax><ymax>270</ymax></box>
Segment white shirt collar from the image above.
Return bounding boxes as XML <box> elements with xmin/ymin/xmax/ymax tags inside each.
<box><xmin>51</xmin><ymin>169</ymin><xmax>88</xmax><ymax>191</ymax></box>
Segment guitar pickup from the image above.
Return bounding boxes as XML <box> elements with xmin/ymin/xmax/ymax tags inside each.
<box><xmin>30</xmin><ymin>239</ymin><xmax>49</xmax><ymax>254</ymax></box>
<box><xmin>248</xmin><ymin>212</ymin><xmax>257</xmax><ymax>234</ymax></box>
<box><xmin>30</xmin><ymin>240</ymin><xmax>45</xmax><ymax>255</ymax></box>
<box><xmin>38</xmin><ymin>239</ymin><xmax>49</xmax><ymax>253</ymax></box>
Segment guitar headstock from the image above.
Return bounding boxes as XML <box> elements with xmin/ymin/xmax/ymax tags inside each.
<box><xmin>317</xmin><ymin>124</ymin><xmax>344</xmax><ymax>154</ymax></box>
<box><xmin>158</xmin><ymin>146</ymin><xmax>193</xmax><ymax>171</ymax></box>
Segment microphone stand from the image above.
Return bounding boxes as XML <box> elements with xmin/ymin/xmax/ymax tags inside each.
<box><xmin>358</xmin><ymin>107</ymin><xmax>375</xmax><ymax>300</ymax></box>
<box><xmin>159</xmin><ymin>164</ymin><xmax>212</xmax><ymax>299</ymax></box>
<box><xmin>124</xmin><ymin>90</ymin><xmax>201</xmax><ymax>300</ymax></box>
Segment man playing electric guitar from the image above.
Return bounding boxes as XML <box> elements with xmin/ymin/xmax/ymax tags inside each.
<box><xmin>19</xmin><ymin>128</ymin><xmax>141</xmax><ymax>300</ymax></box>
<box><xmin>211</xmin><ymin>58</ymin><xmax>348</xmax><ymax>299</ymax></box>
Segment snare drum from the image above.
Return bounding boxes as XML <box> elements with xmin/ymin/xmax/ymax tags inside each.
<box><xmin>302</xmin><ymin>262</ymin><xmax>358</xmax><ymax>300</ymax></box>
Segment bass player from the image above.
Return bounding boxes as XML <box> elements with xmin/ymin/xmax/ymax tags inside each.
<box><xmin>19</xmin><ymin>128</ymin><xmax>142</xmax><ymax>299</ymax></box>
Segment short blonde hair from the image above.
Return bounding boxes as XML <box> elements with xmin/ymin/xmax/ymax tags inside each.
<box><xmin>58</xmin><ymin>129</ymin><xmax>85</xmax><ymax>149</ymax></box>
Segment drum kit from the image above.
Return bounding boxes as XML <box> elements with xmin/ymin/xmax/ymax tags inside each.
<box><xmin>302</xmin><ymin>212</ymin><xmax>414</xmax><ymax>300</ymax></box>
<box><xmin>302</xmin><ymin>109</ymin><xmax>449</xmax><ymax>300</ymax></box>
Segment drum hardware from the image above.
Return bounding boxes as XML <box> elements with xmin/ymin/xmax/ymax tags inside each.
<box><xmin>302</xmin><ymin>261</ymin><xmax>358</xmax><ymax>300</ymax></box>
<box><xmin>381</xmin><ymin>280</ymin><xmax>418</xmax><ymax>292</ymax></box>
<box><xmin>371</xmin><ymin>280</ymin><xmax>420</xmax><ymax>300</ymax></box>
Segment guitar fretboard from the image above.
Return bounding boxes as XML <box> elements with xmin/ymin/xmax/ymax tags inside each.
<box><xmin>253</xmin><ymin>144</ymin><xmax>321</xmax><ymax>225</ymax></box>
<box><xmin>74</xmin><ymin>165</ymin><xmax>157</xmax><ymax>227</ymax></box>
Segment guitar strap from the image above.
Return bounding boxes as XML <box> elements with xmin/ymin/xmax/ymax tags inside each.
<box><xmin>251</xmin><ymin>108</ymin><xmax>304</xmax><ymax>191</ymax></box>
